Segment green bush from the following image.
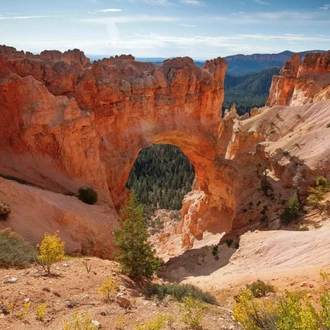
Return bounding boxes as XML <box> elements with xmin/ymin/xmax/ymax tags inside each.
<box><xmin>37</xmin><ymin>232</ymin><xmax>65</xmax><ymax>274</ymax></box>
<box><xmin>246</xmin><ymin>280</ymin><xmax>275</xmax><ymax>298</ymax></box>
<box><xmin>233</xmin><ymin>288</ymin><xmax>278</xmax><ymax>330</ymax></box>
<box><xmin>0</xmin><ymin>201</ymin><xmax>11</xmax><ymax>221</ymax></box>
<box><xmin>180</xmin><ymin>296</ymin><xmax>207</xmax><ymax>330</ymax></box>
<box><xmin>63</xmin><ymin>312</ymin><xmax>99</xmax><ymax>330</ymax></box>
<box><xmin>233</xmin><ymin>274</ymin><xmax>330</xmax><ymax>330</ymax></box>
<box><xmin>0</xmin><ymin>228</ymin><xmax>38</xmax><ymax>268</ymax></box>
<box><xmin>280</xmin><ymin>193</ymin><xmax>300</xmax><ymax>225</ymax></box>
<box><xmin>134</xmin><ymin>313</ymin><xmax>168</xmax><ymax>330</ymax></box>
<box><xmin>307</xmin><ymin>176</ymin><xmax>330</xmax><ymax>208</ymax></box>
<box><xmin>77</xmin><ymin>187</ymin><xmax>98</xmax><ymax>205</ymax></box>
<box><xmin>143</xmin><ymin>283</ymin><xmax>218</xmax><ymax>305</ymax></box>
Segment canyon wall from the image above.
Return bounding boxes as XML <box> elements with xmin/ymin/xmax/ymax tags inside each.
<box><xmin>266</xmin><ymin>51</ymin><xmax>330</xmax><ymax>106</ymax></box>
<box><xmin>1</xmin><ymin>45</ymin><xmax>330</xmax><ymax>254</ymax></box>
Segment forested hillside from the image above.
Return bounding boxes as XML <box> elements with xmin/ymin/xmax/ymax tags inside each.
<box><xmin>126</xmin><ymin>144</ymin><xmax>195</xmax><ymax>215</ymax></box>
<box><xmin>223</xmin><ymin>66</ymin><xmax>280</xmax><ymax>115</ymax></box>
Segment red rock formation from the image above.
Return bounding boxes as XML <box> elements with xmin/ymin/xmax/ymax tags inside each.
<box><xmin>1</xmin><ymin>45</ymin><xmax>329</xmax><ymax>254</ymax></box>
<box><xmin>267</xmin><ymin>51</ymin><xmax>330</xmax><ymax>106</ymax></box>
<box><xmin>0</xmin><ymin>46</ymin><xmax>234</xmax><ymax>249</ymax></box>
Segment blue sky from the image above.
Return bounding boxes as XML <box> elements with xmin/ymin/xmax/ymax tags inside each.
<box><xmin>0</xmin><ymin>0</ymin><xmax>329</xmax><ymax>59</ymax></box>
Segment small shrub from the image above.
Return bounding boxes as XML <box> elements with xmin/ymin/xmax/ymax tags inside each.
<box><xmin>225</xmin><ymin>239</ymin><xmax>233</xmax><ymax>247</ymax></box>
<box><xmin>180</xmin><ymin>296</ymin><xmax>207</xmax><ymax>330</ymax></box>
<box><xmin>280</xmin><ymin>193</ymin><xmax>301</xmax><ymax>225</ymax></box>
<box><xmin>77</xmin><ymin>187</ymin><xmax>98</xmax><ymax>205</ymax></box>
<box><xmin>0</xmin><ymin>201</ymin><xmax>11</xmax><ymax>221</ymax></box>
<box><xmin>211</xmin><ymin>245</ymin><xmax>219</xmax><ymax>260</ymax></box>
<box><xmin>307</xmin><ymin>177</ymin><xmax>330</xmax><ymax>209</ymax></box>
<box><xmin>246</xmin><ymin>280</ymin><xmax>275</xmax><ymax>298</ymax></box>
<box><xmin>63</xmin><ymin>312</ymin><xmax>98</xmax><ymax>330</ymax></box>
<box><xmin>327</xmin><ymin>123</ymin><xmax>330</xmax><ymax>128</ymax></box>
<box><xmin>134</xmin><ymin>312</ymin><xmax>168</xmax><ymax>330</ymax></box>
<box><xmin>36</xmin><ymin>302</ymin><xmax>48</xmax><ymax>321</ymax></box>
<box><xmin>233</xmin><ymin>288</ymin><xmax>278</xmax><ymax>330</ymax></box>
<box><xmin>98</xmin><ymin>278</ymin><xmax>118</xmax><ymax>302</ymax></box>
<box><xmin>259</xmin><ymin>171</ymin><xmax>273</xmax><ymax>197</ymax></box>
<box><xmin>17</xmin><ymin>301</ymin><xmax>31</xmax><ymax>319</ymax></box>
<box><xmin>282</xmin><ymin>150</ymin><xmax>290</xmax><ymax>157</ymax></box>
<box><xmin>276</xmin><ymin>292</ymin><xmax>320</xmax><ymax>330</ymax></box>
<box><xmin>0</xmin><ymin>228</ymin><xmax>38</xmax><ymax>268</ymax></box>
<box><xmin>37</xmin><ymin>232</ymin><xmax>65</xmax><ymax>275</ymax></box>
<box><xmin>298</xmin><ymin>225</ymin><xmax>309</xmax><ymax>231</ymax></box>
<box><xmin>143</xmin><ymin>283</ymin><xmax>218</xmax><ymax>305</ymax></box>
<box><xmin>316</xmin><ymin>176</ymin><xmax>330</xmax><ymax>191</ymax></box>
<box><xmin>234</xmin><ymin>276</ymin><xmax>330</xmax><ymax>330</ymax></box>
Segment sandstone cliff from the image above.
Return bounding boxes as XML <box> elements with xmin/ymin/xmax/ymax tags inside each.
<box><xmin>1</xmin><ymin>45</ymin><xmax>330</xmax><ymax>255</ymax></box>
<box><xmin>266</xmin><ymin>51</ymin><xmax>330</xmax><ymax>106</ymax></box>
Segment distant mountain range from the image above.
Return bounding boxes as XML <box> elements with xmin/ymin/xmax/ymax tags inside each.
<box><xmin>224</xmin><ymin>50</ymin><xmax>325</xmax><ymax>76</ymax></box>
<box><xmin>87</xmin><ymin>50</ymin><xmax>325</xmax><ymax>76</ymax></box>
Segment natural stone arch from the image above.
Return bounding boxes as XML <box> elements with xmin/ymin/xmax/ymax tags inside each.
<box><xmin>79</xmin><ymin>56</ymin><xmax>227</xmax><ymax>207</ymax></box>
<box><xmin>0</xmin><ymin>47</ymin><xmax>248</xmax><ymax>248</ymax></box>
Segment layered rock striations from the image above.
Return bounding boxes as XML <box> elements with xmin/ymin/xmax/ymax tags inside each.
<box><xmin>267</xmin><ymin>51</ymin><xmax>330</xmax><ymax>106</ymax></box>
<box><xmin>1</xmin><ymin>45</ymin><xmax>330</xmax><ymax>254</ymax></box>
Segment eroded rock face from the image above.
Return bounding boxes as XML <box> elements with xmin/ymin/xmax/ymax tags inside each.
<box><xmin>267</xmin><ymin>51</ymin><xmax>330</xmax><ymax>106</ymax></box>
<box><xmin>1</xmin><ymin>45</ymin><xmax>330</xmax><ymax>253</ymax></box>
<box><xmin>0</xmin><ymin>46</ymin><xmax>234</xmax><ymax>249</ymax></box>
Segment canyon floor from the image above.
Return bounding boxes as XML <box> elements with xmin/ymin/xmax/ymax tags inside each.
<box><xmin>1</xmin><ymin>204</ymin><xmax>330</xmax><ymax>329</ymax></box>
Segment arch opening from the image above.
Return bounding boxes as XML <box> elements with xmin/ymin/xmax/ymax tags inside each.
<box><xmin>126</xmin><ymin>144</ymin><xmax>195</xmax><ymax>217</ymax></box>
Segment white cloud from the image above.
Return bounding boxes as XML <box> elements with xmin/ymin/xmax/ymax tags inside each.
<box><xmin>144</xmin><ymin>0</ymin><xmax>174</xmax><ymax>5</ymax></box>
<box><xmin>254</xmin><ymin>0</ymin><xmax>269</xmax><ymax>5</ymax></box>
<box><xmin>0</xmin><ymin>15</ymin><xmax>59</xmax><ymax>20</ymax></box>
<box><xmin>205</xmin><ymin>10</ymin><xmax>327</xmax><ymax>25</ymax></box>
<box><xmin>180</xmin><ymin>23</ymin><xmax>196</xmax><ymax>27</ymax></box>
<box><xmin>230</xmin><ymin>11</ymin><xmax>244</xmax><ymax>16</ymax></box>
<box><xmin>319</xmin><ymin>4</ymin><xmax>330</xmax><ymax>9</ymax></box>
<box><xmin>7</xmin><ymin>31</ymin><xmax>329</xmax><ymax>58</ymax></box>
<box><xmin>96</xmin><ymin>9</ymin><xmax>122</xmax><ymax>13</ymax></box>
<box><xmin>180</xmin><ymin>0</ymin><xmax>205</xmax><ymax>6</ymax></box>
<box><xmin>80</xmin><ymin>15</ymin><xmax>179</xmax><ymax>23</ymax></box>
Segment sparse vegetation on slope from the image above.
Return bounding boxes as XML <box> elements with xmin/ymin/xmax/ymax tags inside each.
<box><xmin>0</xmin><ymin>228</ymin><xmax>38</xmax><ymax>268</ymax></box>
<box><xmin>233</xmin><ymin>271</ymin><xmax>330</xmax><ymax>330</ymax></box>
<box><xmin>143</xmin><ymin>283</ymin><xmax>218</xmax><ymax>305</ymax></box>
<box><xmin>307</xmin><ymin>176</ymin><xmax>330</xmax><ymax>209</ymax></box>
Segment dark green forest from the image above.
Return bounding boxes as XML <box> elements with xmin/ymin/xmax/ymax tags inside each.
<box><xmin>126</xmin><ymin>144</ymin><xmax>195</xmax><ymax>215</ymax></box>
<box><xmin>222</xmin><ymin>66</ymin><xmax>280</xmax><ymax>115</ymax></box>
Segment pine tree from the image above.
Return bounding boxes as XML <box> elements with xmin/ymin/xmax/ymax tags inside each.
<box><xmin>114</xmin><ymin>193</ymin><xmax>164</xmax><ymax>279</ymax></box>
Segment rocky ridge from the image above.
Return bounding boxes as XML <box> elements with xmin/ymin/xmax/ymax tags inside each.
<box><xmin>266</xmin><ymin>51</ymin><xmax>330</xmax><ymax>106</ymax></box>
